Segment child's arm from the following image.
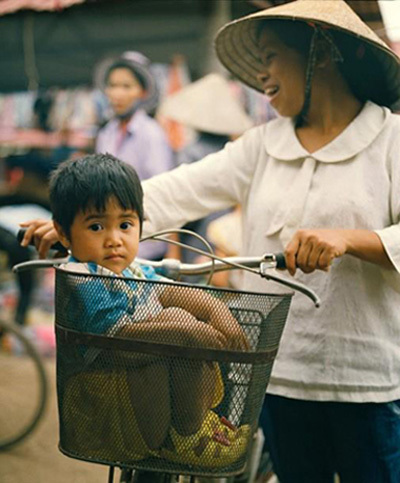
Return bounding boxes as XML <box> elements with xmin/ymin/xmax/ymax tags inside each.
<box><xmin>158</xmin><ymin>286</ymin><xmax>249</xmax><ymax>351</ymax></box>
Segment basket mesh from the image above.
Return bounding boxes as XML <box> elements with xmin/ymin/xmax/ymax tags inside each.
<box><xmin>55</xmin><ymin>269</ymin><xmax>292</xmax><ymax>477</ymax></box>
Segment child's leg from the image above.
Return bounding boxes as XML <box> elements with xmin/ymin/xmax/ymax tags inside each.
<box><xmin>126</xmin><ymin>362</ymin><xmax>171</xmax><ymax>450</ymax></box>
<box><xmin>170</xmin><ymin>360</ymin><xmax>218</xmax><ymax>435</ymax></box>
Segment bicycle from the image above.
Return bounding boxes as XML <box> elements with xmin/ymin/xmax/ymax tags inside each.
<box><xmin>0</xmin><ymin>316</ymin><xmax>48</xmax><ymax>450</ymax></box>
<box><xmin>13</xmin><ymin>241</ymin><xmax>319</xmax><ymax>483</ymax></box>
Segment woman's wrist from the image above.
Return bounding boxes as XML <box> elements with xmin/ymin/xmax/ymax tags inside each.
<box><xmin>342</xmin><ymin>229</ymin><xmax>393</xmax><ymax>269</ymax></box>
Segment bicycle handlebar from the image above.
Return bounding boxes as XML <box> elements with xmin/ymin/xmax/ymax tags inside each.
<box><xmin>11</xmin><ymin>254</ymin><xmax>285</xmax><ymax>275</ymax></box>
<box><xmin>14</xmin><ymin>229</ymin><xmax>320</xmax><ymax>307</ymax></box>
<box><xmin>136</xmin><ymin>256</ymin><xmax>320</xmax><ymax>307</ymax></box>
<box><xmin>137</xmin><ymin>253</ymin><xmax>286</xmax><ymax>275</ymax></box>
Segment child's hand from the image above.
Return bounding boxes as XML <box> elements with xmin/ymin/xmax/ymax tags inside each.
<box><xmin>208</xmin><ymin>311</ymin><xmax>249</xmax><ymax>351</ymax></box>
<box><xmin>186</xmin><ymin>319</ymin><xmax>229</xmax><ymax>350</ymax></box>
<box><xmin>156</xmin><ymin>307</ymin><xmax>228</xmax><ymax>349</ymax></box>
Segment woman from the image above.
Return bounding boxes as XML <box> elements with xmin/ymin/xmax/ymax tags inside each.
<box><xmin>95</xmin><ymin>51</ymin><xmax>174</xmax><ymax>260</ymax></box>
<box><xmin>21</xmin><ymin>1</ymin><xmax>400</xmax><ymax>481</ymax></box>
<box><xmin>116</xmin><ymin>3</ymin><xmax>400</xmax><ymax>482</ymax></box>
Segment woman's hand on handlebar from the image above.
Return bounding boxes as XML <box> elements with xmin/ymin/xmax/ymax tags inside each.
<box><xmin>19</xmin><ymin>219</ymin><xmax>63</xmax><ymax>259</ymax></box>
<box><xmin>285</xmin><ymin>229</ymin><xmax>346</xmax><ymax>276</ymax></box>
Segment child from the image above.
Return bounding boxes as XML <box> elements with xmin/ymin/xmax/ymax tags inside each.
<box><xmin>50</xmin><ymin>153</ymin><xmax>250</xmax><ymax>466</ymax></box>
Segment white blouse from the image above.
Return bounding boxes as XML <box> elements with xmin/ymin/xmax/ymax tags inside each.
<box><xmin>143</xmin><ymin>101</ymin><xmax>400</xmax><ymax>403</ymax></box>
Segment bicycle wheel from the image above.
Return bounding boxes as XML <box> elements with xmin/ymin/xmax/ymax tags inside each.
<box><xmin>0</xmin><ymin>318</ymin><xmax>48</xmax><ymax>450</ymax></box>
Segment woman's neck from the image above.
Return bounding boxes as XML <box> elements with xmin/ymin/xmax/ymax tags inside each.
<box><xmin>296</xmin><ymin>71</ymin><xmax>363</xmax><ymax>153</ymax></box>
<box><xmin>119</xmin><ymin>117</ymin><xmax>130</xmax><ymax>129</ymax></box>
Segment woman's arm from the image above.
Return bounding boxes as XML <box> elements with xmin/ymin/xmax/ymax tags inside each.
<box><xmin>285</xmin><ymin>228</ymin><xmax>393</xmax><ymax>276</ymax></box>
<box><xmin>19</xmin><ymin>127</ymin><xmax>263</xmax><ymax>257</ymax></box>
<box><xmin>142</xmin><ymin>126</ymin><xmax>262</xmax><ymax>237</ymax></box>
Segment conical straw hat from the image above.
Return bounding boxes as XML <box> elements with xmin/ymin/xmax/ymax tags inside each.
<box><xmin>158</xmin><ymin>73</ymin><xmax>253</xmax><ymax>136</ymax></box>
<box><xmin>215</xmin><ymin>0</ymin><xmax>400</xmax><ymax>107</ymax></box>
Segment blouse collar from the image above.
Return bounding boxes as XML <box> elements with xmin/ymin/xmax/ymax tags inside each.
<box><xmin>265</xmin><ymin>101</ymin><xmax>390</xmax><ymax>163</ymax></box>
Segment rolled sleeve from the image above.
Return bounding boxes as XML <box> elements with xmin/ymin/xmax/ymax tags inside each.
<box><xmin>375</xmin><ymin>225</ymin><xmax>400</xmax><ymax>292</ymax></box>
<box><xmin>375</xmin><ymin>225</ymin><xmax>400</xmax><ymax>273</ymax></box>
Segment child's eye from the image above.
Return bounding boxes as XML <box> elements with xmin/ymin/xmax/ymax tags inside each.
<box><xmin>89</xmin><ymin>223</ymin><xmax>103</xmax><ymax>232</ymax></box>
<box><xmin>120</xmin><ymin>221</ymin><xmax>133</xmax><ymax>230</ymax></box>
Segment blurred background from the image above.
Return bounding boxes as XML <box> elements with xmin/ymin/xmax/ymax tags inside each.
<box><xmin>0</xmin><ymin>1</ymin><xmax>399</xmax><ymax>482</ymax></box>
<box><xmin>0</xmin><ymin>0</ymin><xmax>399</xmax><ymax>157</ymax></box>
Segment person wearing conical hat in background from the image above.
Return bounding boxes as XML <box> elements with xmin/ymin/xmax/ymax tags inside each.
<box><xmin>157</xmin><ymin>73</ymin><xmax>253</xmax><ymax>269</ymax></box>
<box><xmin>94</xmin><ymin>51</ymin><xmax>174</xmax><ymax>261</ymax></box>
<box><xmin>19</xmin><ymin>1</ymin><xmax>400</xmax><ymax>480</ymax></box>
<box><xmin>158</xmin><ymin>72</ymin><xmax>253</xmax><ymax>148</ymax></box>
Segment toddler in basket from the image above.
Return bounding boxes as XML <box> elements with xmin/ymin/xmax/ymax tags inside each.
<box><xmin>50</xmin><ymin>153</ymin><xmax>250</xmax><ymax>467</ymax></box>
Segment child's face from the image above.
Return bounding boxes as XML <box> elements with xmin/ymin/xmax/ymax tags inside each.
<box><xmin>56</xmin><ymin>196</ymin><xmax>140</xmax><ymax>275</ymax></box>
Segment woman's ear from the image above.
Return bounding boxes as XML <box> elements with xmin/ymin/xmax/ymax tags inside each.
<box><xmin>53</xmin><ymin>221</ymin><xmax>70</xmax><ymax>249</ymax></box>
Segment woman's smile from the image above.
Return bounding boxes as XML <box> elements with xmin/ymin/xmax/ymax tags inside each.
<box><xmin>257</xmin><ymin>28</ymin><xmax>307</xmax><ymax>117</ymax></box>
<box><xmin>264</xmin><ymin>85</ymin><xmax>280</xmax><ymax>102</ymax></box>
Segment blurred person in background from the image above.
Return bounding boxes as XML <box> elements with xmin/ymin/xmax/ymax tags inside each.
<box><xmin>0</xmin><ymin>151</ymin><xmax>57</xmax><ymax>325</ymax></box>
<box><xmin>158</xmin><ymin>73</ymin><xmax>252</xmax><ymax>271</ymax></box>
<box><xmin>94</xmin><ymin>52</ymin><xmax>175</xmax><ymax>261</ymax></box>
<box><xmin>33</xmin><ymin>89</ymin><xmax>54</xmax><ymax>133</ymax></box>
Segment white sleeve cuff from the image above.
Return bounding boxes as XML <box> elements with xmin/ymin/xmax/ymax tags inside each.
<box><xmin>375</xmin><ymin>226</ymin><xmax>400</xmax><ymax>293</ymax></box>
<box><xmin>375</xmin><ymin>225</ymin><xmax>400</xmax><ymax>273</ymax></box>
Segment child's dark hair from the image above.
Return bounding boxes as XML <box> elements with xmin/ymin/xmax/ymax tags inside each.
<box><xmin>49</xmin><ymin>153</ymin><xmax>143</xmax><ymax>238</ymax></box>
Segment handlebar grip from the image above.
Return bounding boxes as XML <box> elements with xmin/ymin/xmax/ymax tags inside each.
<box><xmin>275</xmin><ymin>252</ymin><xmax>286</xmax><ymax>269</ymax></box>
<box><xmin>17</xmin><ymin>228</ymin><xmax>67</xmax><ymax>253</ymax></box>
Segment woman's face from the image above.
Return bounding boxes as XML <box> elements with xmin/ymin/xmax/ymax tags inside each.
<box><xmin>105</xmin><ymin>67</ymin><xmax>145</xmax><ymax>116</ymax></box>
<box><xmin>257</xmin><ymin>28</ymin><xmax>308</xmax><ymax>117</ymax></box>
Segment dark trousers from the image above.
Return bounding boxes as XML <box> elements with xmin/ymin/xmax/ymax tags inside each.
<box><xmin>260</xmin><ymin>394</ymin><xmax>400</xmax><ymax>483</ymax></box>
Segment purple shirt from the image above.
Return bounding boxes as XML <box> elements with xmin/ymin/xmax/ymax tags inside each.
<box><xmin>96</xmin><ymin>109</ymin><xmax>174</xmax><ymax>260</ymax></box>
<box><xmin>95</xmin><ymin>109</ymin><xmax>174</xmax><ymax>180</ymax></box>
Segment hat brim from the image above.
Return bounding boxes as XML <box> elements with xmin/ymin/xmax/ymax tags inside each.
<box><xmin>215</xmin><ymin>0</ymin><xmax>400</xmax><ymax>107</ymax></box>
<box><xmin>158</xmin><ymin>73</ymin><xmax>253</xmax><ymax>136</ymax></box>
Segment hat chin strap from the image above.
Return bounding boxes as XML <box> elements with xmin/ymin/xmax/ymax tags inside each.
<box><xmin>296</xmin><ymin>25</ymin><xmax>343</xmax><ymax>128</ymax></box>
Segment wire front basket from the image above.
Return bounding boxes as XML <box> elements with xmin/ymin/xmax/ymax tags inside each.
<box><xmin>55</xmin><ymin>268</ymin><xmax>292</xmax><ymax>477</ymax></box>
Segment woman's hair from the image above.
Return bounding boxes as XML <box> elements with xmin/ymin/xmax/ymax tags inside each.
<box><xmin>105</xmin><ymin>60</ymin><xmax>147</xmax><ymax>90</ymax></box>
<box><xmin>330</xmin><ymin>31</ymin><xmax>391</xmax><ymax>106</ymax></box>
<box><xmin>256</xmin><ymin>20</ymin><xmax>313</xmax><ymax>57</ymax></box>
<box><xmin>49</xmin><ymin>153</ymin><xmax>144</xmax><ymax>238</ymax></box>
<box><xmin>256</xmin><ymin>19</ymin><xmax>391</xmax><ymax>106</ymax></box>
